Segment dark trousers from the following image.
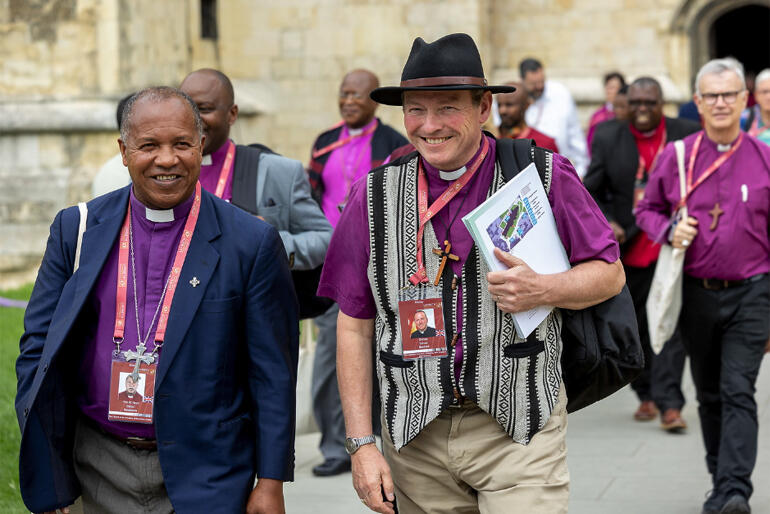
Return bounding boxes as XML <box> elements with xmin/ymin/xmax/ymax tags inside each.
<box><xmin>679</xmin><ymin>275</ymin><xmax>769</xmax><ymax>501</ymax></box>
<box><xmin>625</xmin><ymin>264</ymin><xmax>687</xmax><ymax>410</ymax></box>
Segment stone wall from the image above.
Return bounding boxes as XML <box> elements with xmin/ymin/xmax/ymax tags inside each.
<box><xmin>0</xmin><ymin>0</ymin><xmax>729</xmax><ymax>283</ymax></box>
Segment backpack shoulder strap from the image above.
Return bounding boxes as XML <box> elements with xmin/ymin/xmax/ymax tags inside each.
<box><xmin>496</xmin><ymin>137</ymin><xmax>553</xmax><ymax>193</ymax></box>
<box><xmin>231</xmin><ymin>144</ymin><xmax>275</xmax><ymax>215</ymax></box>
<box><xmin>73</xmin><ymin>202</ymin><xmax>87</xmax><ymax>274</ymax></box>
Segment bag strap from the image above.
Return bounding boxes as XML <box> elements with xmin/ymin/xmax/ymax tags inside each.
<box><xmin>231</xmin><ymin>144</ymin><xmax>278</xmax><ymax>215</ymax></box>
<box><xmin>673</xmin><ymin>140</ymin><xmax>688</xmax><ymax>219</ymax></box>
<box><xmin>496</xmin><ymin>137</ymin><xmax>552</xmax><ymax>193</ymax></box>
<box><xmin>74</xmin><ymin>202</ymin><xmax>87</xmax><ymax>274</ymax></box>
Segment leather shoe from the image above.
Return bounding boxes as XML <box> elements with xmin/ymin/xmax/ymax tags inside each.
<box><xmin>660</xmin><ymin>408</ymin><xmax>687</xmax><ymax>432</ymax></box>
<box><xmin>720</xmin><ymin>494</ymin><xmax>750</xmax><ymax>514</ymax></box>
<box><xmin>633</xmin><ymin>400</ymin><xmax>658</xmax><ymax>421</ymax></box>
<box><xmin>312</xmin><ymin>458</ymin><xmax>351</xmax><ymax>477</ymax></box>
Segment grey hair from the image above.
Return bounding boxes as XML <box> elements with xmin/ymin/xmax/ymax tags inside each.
<box><xmin>755</xmin><ymin>68</ymin><xmax>770</xmax><ymax>88</ymax></box>
<box><xmin>119</xmin><ymin>86</ymin><xmax>203</xmax><ymax>142</ymax></box>
<box><xmin>695</xmin><ymin>58</ymin><xmax>746</xmax><ymax>96</ymax></box>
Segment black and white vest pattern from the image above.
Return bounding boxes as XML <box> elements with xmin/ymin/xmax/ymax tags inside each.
<box><xmin>366</xmin><ymin>153</ymin><xmax>563</xmax><ymax>451</ymax></box>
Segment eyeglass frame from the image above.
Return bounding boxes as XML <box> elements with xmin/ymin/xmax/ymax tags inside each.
<box><xmin>698</xmin><ymin>89</ymin><xmax>746</xmax><ymax>106</ymax></box>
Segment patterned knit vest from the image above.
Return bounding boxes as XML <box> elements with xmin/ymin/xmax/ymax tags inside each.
<box><xmin>366</xmin><ymin>153</ymin><xmax>563</xmax><ymax>451</ymax></box>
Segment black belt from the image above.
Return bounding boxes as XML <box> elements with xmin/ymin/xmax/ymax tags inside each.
<box><xmin>82</xmin><ymin>416</ymin><xmax>158</xmax><ymax>451</ymax></box>
<box><xmin>685</xmin><ymin>273</ymin><xmax>768</xmax><ymax>291</ymax></box>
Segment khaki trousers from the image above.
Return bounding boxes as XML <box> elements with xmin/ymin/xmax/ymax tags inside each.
<box><xmin>383</xmin><ymin>386</ymin><xmax>569</xmax><ymax>514</ymax></box>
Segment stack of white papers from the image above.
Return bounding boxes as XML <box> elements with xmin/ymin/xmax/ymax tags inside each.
<box><xmin>462</xmin><ymin>163</ymin><xmax>570</xmax><ymax>338</ymax></box>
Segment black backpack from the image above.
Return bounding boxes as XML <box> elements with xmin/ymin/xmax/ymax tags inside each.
<box><xmin>231</xmin><ymin>144</ymin><xmax>333</xmax><ymax>320</ymax></box>
<box><xmin>497</xmin><ymin>137</ymin><xmax>643</xmax><ymax>413</ymax></box>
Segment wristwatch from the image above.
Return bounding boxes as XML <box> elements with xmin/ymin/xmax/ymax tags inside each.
<box><xmin>344</xmin><ymin>434</ymin><xmax>376</xmax><ymax>455</ymax></box>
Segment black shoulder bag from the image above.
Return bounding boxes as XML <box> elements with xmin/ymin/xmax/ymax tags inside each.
<box><xmin>231</xmin><ymin>144</ymin><xmax>333</xmax><ymax>319</ymax></box>
<box><xmin>496</xmin><ymin>137</ymin><xmax>644</xmax><ymax>413</ymax></box>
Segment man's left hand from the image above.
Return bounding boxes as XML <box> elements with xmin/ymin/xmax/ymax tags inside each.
<box><xmin>487</xmin><ymin>248</ymin><xmax>547</xmax><ymax>313</ymax></box>
<box><xmin>246</xmin><ymin>478</ymin><xmax>285</xmax><ymax>514</ymax></box>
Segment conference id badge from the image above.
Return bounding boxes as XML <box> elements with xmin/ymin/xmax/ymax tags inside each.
<box><xmin>633</xmin><ymin>178</ymin><xmax>648</xmax><ymax>210</ymax></box>
<box><xmin>397</xmin><ymin>286</ymin><xmax>448</xmax><ymax>360</ymax></box>
<box><xmin>108</xmin><ymin>359</ymin><xmax>156</xmax><ymax>424</ymax></box>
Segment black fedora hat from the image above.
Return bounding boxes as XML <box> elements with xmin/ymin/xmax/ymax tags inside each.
<box><xmin>370</xmin><ymin>33</ymin><xmax>515</xmax><ymax>106</ymax></box>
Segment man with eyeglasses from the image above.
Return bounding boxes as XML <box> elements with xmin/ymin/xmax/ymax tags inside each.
<box><xmin>585</xmin><ymin>77</ymin><xmax>698</xmax><ymax>432</ymax></box>
<box><xmin>306</xmin><ymin>69</ymin><xmax>407</xmax><ymax>477</ymax></box>
<box><xmin>637</xmin><ymin>58</ymin><xmax>770</xmax><ymax>514</ymax></box>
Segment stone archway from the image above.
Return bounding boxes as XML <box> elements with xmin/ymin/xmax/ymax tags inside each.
<box><xmin>671</xmin><ymin>0</ymin><xmax>770</xmax><ymax>85</ymax></box>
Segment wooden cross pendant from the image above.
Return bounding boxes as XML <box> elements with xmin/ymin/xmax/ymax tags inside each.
<box><xmin>708</xmin><ymin>202</ymin><xmax>724</xmax><ymax>231</ymax></box>
<box><xmin>432</xmin><ymin>240</ymin><xmax>459</xmax><ymax>286</ymax></box>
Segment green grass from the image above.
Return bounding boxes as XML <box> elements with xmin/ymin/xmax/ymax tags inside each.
<box><xmin>0</xmin><ymin>284</ymin><xmax>32</xmax><ymax>513</ymax></box>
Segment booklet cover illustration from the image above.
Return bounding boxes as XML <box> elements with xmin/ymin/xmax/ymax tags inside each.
<box><xmin>486</xmin><ymin>195</ymin><xmax>537</xmax><ymax>253</ymax></box>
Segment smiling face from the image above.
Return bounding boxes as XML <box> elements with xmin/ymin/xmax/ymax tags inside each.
<box><xmin>414</xmin><ymin>311</ymin><xmax>428</xmax><ymax>331</ymax></box>
<box><xmin>402</xmin><ymin>89</ymin><xmax>491</xmax><ymax>171</ymax></box>
<box><xmin>696</xmin><ymin>71</ymin><xmax>747</xmax><ymax>133</ymax></box>
<box><xmin>628</xmin><ymin>83</ymin><xmax>663</xmax><ymax>132</ymax></box>
<box><xmin>338</xmin><ymin>70</ymin><xmax>379</xmax><ymax>129</ymax></box>
<box><xmin>119</xmin><ymin>96</ymin><xmax>203</xmax><ymax>210</ymax></box>
<box><xmin>180</xmin><ymin>70</ymin><xmax>237</xmax><ymax>156</ymax></box>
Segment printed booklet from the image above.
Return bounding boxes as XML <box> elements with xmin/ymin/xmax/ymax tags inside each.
<box><xmin>462</xmin><ymin>163</ymin><xmax>570</xmax><ymax>337</ymax></box>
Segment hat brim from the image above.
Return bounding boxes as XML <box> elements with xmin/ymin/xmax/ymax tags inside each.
<box><xmin>370</xmin><ymin>84</ymin><xmax>516</xmax><ymax>106</ymax></box>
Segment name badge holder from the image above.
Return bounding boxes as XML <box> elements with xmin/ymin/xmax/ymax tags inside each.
<box><xmin>398</xmin><ymin>285</ymin><xmax>448</xmax><ymax>360</ymax></box>
<box><xmin>107</xmin><ymin>182</ymin><xmax>202</xmax><ymax>424</ymax></box>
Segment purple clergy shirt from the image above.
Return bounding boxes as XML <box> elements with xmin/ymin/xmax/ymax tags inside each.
<box><xmin>317</xmin><ymin>134</ymin><xmax>619</xmax><ymax>382</ymax></box>
<box><xmin>200</xmin><ymin>139</ymin><xmax>234</xmax><ymax>201</ymax></box>
<box><xmin>321</xmin><ymin>118</ymin><xmax>376</xmax><ymax>227</ymax></box>
<box><xmin>77</xmin><ymin>188</ymin><xmax>195</xmax><ymax>439</ymax></box>
<box><xmin>636</xmin><ymin>131</ymin><xmax>770</xmax><ymax>280</ymax></box>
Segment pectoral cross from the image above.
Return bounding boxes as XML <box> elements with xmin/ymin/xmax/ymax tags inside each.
<box><xmin>709</xmin><ymin>203</ymin><xmax>724</xmax><ymax>231</ymax></box>
<box><xmin>432</xmin><ymin>240</ymin><xmax>459</xmax><ymax>286</ymax></box>
<box><xmin>123</xmin><ymin>342</ymin><xmax>156</xmax><ymax>382</ymax></box>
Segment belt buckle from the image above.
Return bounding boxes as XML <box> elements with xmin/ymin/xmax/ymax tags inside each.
<box><xmin>701</xmin><ymin>278</ymin><xmax>724</xmax><ymax>291</ymax></box>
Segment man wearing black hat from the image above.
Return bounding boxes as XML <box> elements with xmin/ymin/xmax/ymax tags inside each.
<box><xmin>318</xmin><ymin>33</ymin><xmax>624</xmax><ymax>513</ymax></box>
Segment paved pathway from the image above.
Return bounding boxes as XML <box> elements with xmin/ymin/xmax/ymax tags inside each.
<box><xmin>286</xmin><ymin>354</ymin><xmax>770</xmax><ymax>513</ymax></box>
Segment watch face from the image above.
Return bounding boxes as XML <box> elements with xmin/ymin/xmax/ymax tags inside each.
<box><xmin>344</xmin><ymin>438</ymin><xmax>358</xmax><ymax>454</ymax></box>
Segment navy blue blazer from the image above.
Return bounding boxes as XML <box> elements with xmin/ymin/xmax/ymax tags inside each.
<box><xmin>15</xmin><ymin>186</ymin><xmax>299</xmax><ymax>513</ymax></box>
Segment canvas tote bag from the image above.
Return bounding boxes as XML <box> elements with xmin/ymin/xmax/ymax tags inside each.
<box><xmin>646</xmin><ymin>140</ymin><xmax>687</xmax><ymax>354</ymax></box>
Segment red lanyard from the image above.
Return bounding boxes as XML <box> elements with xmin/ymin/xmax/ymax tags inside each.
<box><xmin>213</xmin><ymin>141</ymin><xmax>236</xmax><ymax>198</ymax></box>
<box><xmin>114</xmin><ymin>182</ymin><xmax>202</xmax><ymax>344</ymax></box>
<box><xmin>635</xmin><ymin>127</ymin><xmax>667</xmax><ymax>182</ymax></box>
<box><xmin>409</xmin><ymin>137</ymin><xmax>490</xmax><ymax>285</ymax></box>
<box><xmin>748</xmin><ymin>114</ymin><xmax>768</xmax><ymax>139</ymax></box>
<box><xmin>680</xmin><ymin>131</ymin><xmax>743</xmax><ymax>208</ymax></box>
<box><xmin>312</xmin><ymin>120</ymin><xmax>378</xmax><ymax>160</ymax></box>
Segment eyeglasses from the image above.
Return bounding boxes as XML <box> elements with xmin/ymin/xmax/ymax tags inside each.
<box><xmin>339</xmin><ymin>92</ymin><xmax>365</xmax><ymax>100</ymax></box>
<box><xmin>699</xmin><ymin>90</ymin><xmax>744</xmax><ymax>105</ymax></box>
<box><xmin>628</xmin><ymin>99</ymin><xmax>661</xmax><ymax>108</ymax></box>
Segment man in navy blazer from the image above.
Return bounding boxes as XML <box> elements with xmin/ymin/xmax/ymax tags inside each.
<box><xmin>16</xmin><ymin>87</ymin><xmax>298</xmax><ymax>513</ymax></box>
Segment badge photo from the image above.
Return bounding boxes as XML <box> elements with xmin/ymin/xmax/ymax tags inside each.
<box><xmin>398</xmin><ymin>297</ymin><xmax>448</xmax><ymax>360</ymax></box>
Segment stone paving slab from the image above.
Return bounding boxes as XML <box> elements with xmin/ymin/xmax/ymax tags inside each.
<box><xmin>286</xmin><ymin>354</ymin><xmax>770</xmax><ymax>513</ymax></box>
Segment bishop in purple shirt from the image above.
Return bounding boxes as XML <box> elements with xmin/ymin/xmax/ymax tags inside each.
<box><xmin>316</xmin><ymin>33</ymin><xmax>624</xmax><ymax>514</ymax></box>
<box><xmin>16</xmin><ymin>87</ymin><xmax>298</xmax><ymax>514</ymax></box>
<box><xmin>636</xmin><ymin>58</ymin><xmax>770</xmax><ymax>514</ymax></box>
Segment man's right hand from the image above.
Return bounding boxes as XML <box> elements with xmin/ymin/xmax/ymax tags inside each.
<box><xmin>609</xmin><ymin>221</ymin><xmax>626</xmax><ymax>244</ymax></box>
<box><xmin>672</xmin><ymin>216</ymin><xmax>698</xmax><ymax>249</ymax></box>
<box><xmin>351</xmin><ymin>444</ymin><xmax>395</xmax><ymax>514</ymax></box>
<box><xmin>42</xmin><ymin>507</ymin><xmax>70</xmax><ymax>514</ymax></box>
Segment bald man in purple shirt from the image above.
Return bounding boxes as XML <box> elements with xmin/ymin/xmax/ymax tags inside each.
<box><xmin>317</xmin><ymin>33</ymin><xmax>624</xmax><ymax>514</ymax></box>
<box><xmin>637</xmin><ymin>58</ymin><xmax>770</xmax><ymax>514</ymax></box>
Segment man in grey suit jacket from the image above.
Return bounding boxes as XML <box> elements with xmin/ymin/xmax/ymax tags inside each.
<box><xmin>180</xmin><ymin>69</ymin><xmax>332</xmax><ymax>271</ymax></box>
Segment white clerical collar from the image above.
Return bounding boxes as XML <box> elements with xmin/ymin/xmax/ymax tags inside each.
<box><xmin>439</xmin><ymin>167</ymin><xmax>467</xmax><ymax>181</ymax></box>
<box><xmin>716</xmin><ymin>143</ymin><xmax>732</xmax><ymax>152</ymax></box>
<box><xmin>348</xmin><ymin>127</ymin><xmax>363</xmax><ymax>136</ymax></box>
<box><xmin>201</xmin><ymin>154</ymin><xmax>213</xmax><ymax>165</ymax></box>
<box><xmin>144</xmin><ymin>207</ymin><xmax>175</xmax><ymax>223</ymax></box>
